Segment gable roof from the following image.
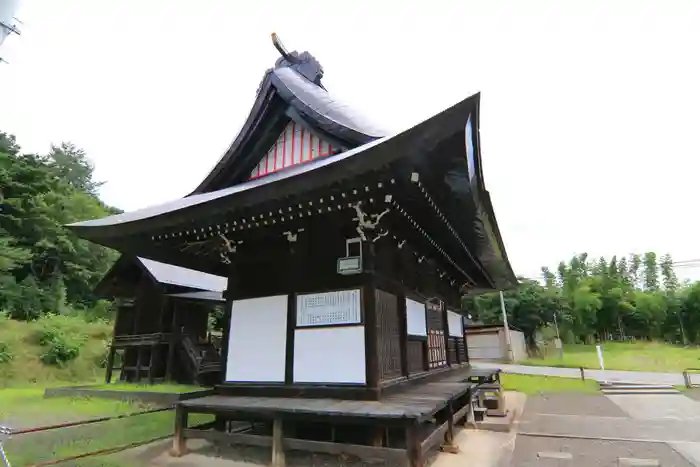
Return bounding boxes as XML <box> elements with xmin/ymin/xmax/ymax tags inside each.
<box><xmin>137</xmin><ymin>257</ymin><xmax>227</xmax><ymax>292</ymax></box>
<box><xmin>94</xmin><ymin>255</ymin><xmax>227</xmax><ymax>298</ymax></box>
<box><xmin>190</xmin><ymin>34</ymin><xmax>386</xmax><ymax>195</ymax></box>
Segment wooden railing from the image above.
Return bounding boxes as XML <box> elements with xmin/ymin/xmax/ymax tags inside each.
<box><xmin>112</xmin><ymin>333</ymin><xmax>171</xmax><ymax>347</ymax></box>
<box><xmin>179</xmin><ymin>334</ymin><xmax>221</xmax><ymax>380</ymax></box>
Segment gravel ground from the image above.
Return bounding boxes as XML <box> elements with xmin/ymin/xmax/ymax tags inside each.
<box><xmin>522</xmin><ymin>394</ymin><xmax>628</xmax><ymax>419</ymax></box>
<box><xmin>510</xmin><ymin>436</ymin><xmax>693</xmax><ymax>467</ymax></box>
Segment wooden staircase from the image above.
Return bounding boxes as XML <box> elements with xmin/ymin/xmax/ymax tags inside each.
<box><xmin>178</xmin><ymin>334</ymin><xmax>221</xmax><ymax>385</ymax></box>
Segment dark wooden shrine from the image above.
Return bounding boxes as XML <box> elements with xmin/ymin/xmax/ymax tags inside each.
<box><xmin>70</xmin><ymin>34</ymin><xmax>517</xmax><ymax>467</ymax></box>
<box><xmin>96</xmin><ymin>255</ymin><xmax>227</xmax><ymax>385</ymax></box>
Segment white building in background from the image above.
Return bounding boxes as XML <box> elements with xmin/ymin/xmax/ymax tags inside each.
<box><xmin>0</xmin><ymin>0</ymin><xmax>21</xmax><ymax>63</ymax></box>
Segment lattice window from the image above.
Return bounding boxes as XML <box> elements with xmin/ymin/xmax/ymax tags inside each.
<box><xmin>428</xmin><ymin>329</ymin><xmax>447</xmax><ymax>369</ymax></box>
<box><xmin>375</xmin><ymin>290</ymin><xmax>402</xmax><ymax>381</ymax></box>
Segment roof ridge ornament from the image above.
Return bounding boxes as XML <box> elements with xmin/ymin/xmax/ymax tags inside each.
<box><xmin>269</xmin><ymin>32</ymin><xmax>324</xmax><ymax>86</ymax></box>
<box><xmin>271</xmin><ymin>33</ymin><xmax>299</xmax><ymax>65</ymax></box>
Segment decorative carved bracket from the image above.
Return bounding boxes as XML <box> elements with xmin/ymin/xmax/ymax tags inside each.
<box><xmin>219</xmin><ymin>234</ymin><xmax>242</xmax><ymax>265</ymax></box>
<box><xmin>352</xmin><ymin>201</ymin><xmax>390</xmax><ymax>242</ymax></box>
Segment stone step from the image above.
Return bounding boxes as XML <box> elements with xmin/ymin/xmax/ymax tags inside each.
<box><xmin>598</xmin><ymin>381</ymin><xmax>673</xmax><ymax>388</ymax></box>
<box><xmin>537</xmin><ymin>451</ymin><xmax>573</xmax><ymax>466</ymax></box>
<box><xmin>601</xmin><ymin>384</ymin><xmax>676</xmax><ymax>391</ymax></box>
<box><xmin>534</xmin><ymin>452</ymin><xmax>661</xmax><ymax>466</ymax></box>
<box><xmin>618</xmin><ymin>458</ymin><xmax>661</xmax><ymax>466</ymax></box>
<box><xmin>601</xmin><ymin>388</ymin><xmax>680</xmax><ymax>395</ymax></box>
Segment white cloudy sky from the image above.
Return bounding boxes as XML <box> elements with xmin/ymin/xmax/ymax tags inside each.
<box><xmin>2</xmin><ymin>0</ymin><xmax>700</xmax><ymax>281</ymax></box>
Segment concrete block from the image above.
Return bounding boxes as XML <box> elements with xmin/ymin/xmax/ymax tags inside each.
<box><xmin>618</xmin><ymin>458</ymin><xmax>660</xmax><ymax>467</ymax></box>
<box><xmin>537</xmin><ymin>451</ymin><xmax>572</xmax><ymax>466</ymax></box>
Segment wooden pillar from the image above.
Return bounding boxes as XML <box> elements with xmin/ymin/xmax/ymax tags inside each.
<box><xmin>147</xmin><ymin>344</ymin><xmax>156</xmax><ymax>384</ymax></box>
<box><xmin>272</xmin><ymin>418</ymin><xmax>286</xmax><ymax>467</ymax></box>
<box><xmin>441</xmin><ymin>302</ymin><xmax>451</xmax><ymax>366</ymax></box>
<box><xmin>119</xmin><ymin>348</ymin><xmax>127</xmax><ymax>381</ymax></box>
<box><xmin>219</xmin><ymin>300</ymin><xmax>234</xmax><ymax>385</ymax></box>
<box><xmin>398</xmin><ymin>290</ymin><xmax>408</xmax><ymax>378</ymax></box>
<box><xmin>370</xmin><ymin>426</ymin><xmax>384</xmax><ymax>447</ymax></box>
<box><xmin>165</xmin><ymin>302</ymin><xmax>179</xmax><ymax>382</ymax></box>
<box><xmin>135</xmin><ymin>347</ymin><xmax>143</xmax><ymax>382</ymax></box>
<box><xmin>284</xmin><ymin>242</ymin><xmax>300</xmax><ymax>385</ymax></box>
<box><xmin>406</xmin><ymin>424</ymin><xmax>424</xmax><ymax>467</ymax></box>
<box><xmin>363</xmin><ymin>242</ymin><xmax>379</xmax><ymax>391</ymax></box>
<box><xmin>171</xmin><ymin>405</ymin><xmax>188</xmax><ymax>457</ymax></box>
<box><xmin>104</xmin><ymin>346</ymin><xmax>117</xmax><ymax>384</ymax></box>
<box><xmin>462</xmin><ymin>316</ymin><xmax>470</xmax><ymax>364</ymax></box>
<box><xmin>441</xmin><ymin>402</ymin><xmax>459</xmax><ymax>454</ymax></box>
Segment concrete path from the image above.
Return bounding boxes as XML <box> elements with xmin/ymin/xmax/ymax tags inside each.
<box><xmin>606</xmin><ymin>393</ymin><xmax>700</xmax><ymax>465</ymax></box>
<box><xmin>519</xmin><ymin>413</ymin><xmax>700</xmax><ymax>443</ymax></box>
<box><xmin>608</xmin><ymin>394</ymin><xmax>700</xmax><ymax>421</ymax></box>
<box><xmin>473</xmin><ymin>362</ymin><xmax>687</xmax><ymax>386</ymax></box>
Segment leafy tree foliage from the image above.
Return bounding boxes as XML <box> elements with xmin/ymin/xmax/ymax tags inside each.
<box><xmin>0</xmin><ymin>131</ymin><xmax>119</xmax><ymax>320</ymax></box>
<box><xmin>465</xmin><ymin>251</ymin><xmax>700</xmax><ymax>347</ymax></box>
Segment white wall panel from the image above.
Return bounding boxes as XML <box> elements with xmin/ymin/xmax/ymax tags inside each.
<box><xmin>225</xmin><ymin>295</ymin><xmax>288</xmax><ymax>383</ymax></box>
<box><xmin>293</xmin><ymin>326</ymin><xmax>366</xmax><ymax>384</ymax></box>
<box><xmin>447</xmin><ymin>311</ymin><xmax>464</xmax><ymax>337</ymax></box>
<box><xmin>406</xmin><ymin>298</ymin><xmax>427</xmax><ymax>336</ymax></box>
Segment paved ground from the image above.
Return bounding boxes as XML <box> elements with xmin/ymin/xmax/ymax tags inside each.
<box><xmin>512</xmin><ymin>392</ymin><xmax>700</xmax><ymax>466</ymax></box>
<box><xmin>511</xmin><ymin>436</ymin><xmax>693</xmax><ymax>467</ymax></box>
<box><xmin>522</xmin><ymin>393</ymin><xmax>628</xmax><ymax>418</ymax></box>
<box><xmin>473</xmin><ymin>361</ymin><xmax>687</xmax><ymax>385</ymax></box>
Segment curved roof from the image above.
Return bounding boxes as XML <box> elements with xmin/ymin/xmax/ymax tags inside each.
<box><xmin>191</xmin><ymin>40</ymin><xmax>386</xmax><ymax>195</ymax></box>
<box><xmin>69</xmin><ymin>93</ymin><xmax>517</xmax><ymax>291</ymax></box>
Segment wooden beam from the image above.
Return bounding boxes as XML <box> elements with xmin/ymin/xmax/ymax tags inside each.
<box><xmin>182</xmin><ymin>428</ymin><xmax>408</xmax><ymax>463</ymax></box>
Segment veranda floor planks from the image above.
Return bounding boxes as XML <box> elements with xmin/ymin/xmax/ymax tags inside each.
<box><xmin>179</xmin><ymin>367</ymin><xmax>493</xmax><ymax>423</ymax></box>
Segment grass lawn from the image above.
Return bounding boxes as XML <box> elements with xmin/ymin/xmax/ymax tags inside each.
<box><xmin>1</xmin><ymin>387</ymin><xmax>213</xmax><ymax>467</ymax></box>
<box><xmin>501</xmin><ymin>373</ymin><xmax>598</xmax><ymax>394</ymax></box>
<box><xmin>523</xmin><ymin>341</ymin><xmax>700</xmax><ymax>373</ymax></box>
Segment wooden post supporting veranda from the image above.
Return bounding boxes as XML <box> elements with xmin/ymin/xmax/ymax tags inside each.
<box><xmin>441</xmin><ymin>402</ymin><xmax>459</xmax><ymax>454</ymax></box>
<box><xmin>171</xmin><ymin>405</ymin><xmax>188</xmax><ymax>457</ymax></box>
<box><xmin>406</xmin><ymin>424</ymin><xmax>424</xmax><ymax>467</ymax></box>
<box><xmin>272</xmin><ymin>418</ymin><xmax>285</xmax><ymax>467</ymax></box>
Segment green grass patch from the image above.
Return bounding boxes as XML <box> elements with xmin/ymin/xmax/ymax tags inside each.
<box><xmin>89</xmin><ymin>382</ymin><xmax>208</xmax><ymax>393</ymax></box>
<box><xmin>524</xmin><ymin>341</ymin><xmax>700</xmax><ymax>373</ymax></box>
<box><xmin>0</xmin><ymin>386</ymin><xmax>147</xmax><ymax>423</ymax></box>
<box><xmin>1</xmin><ymin>388</ymin><xmax>213</xmax><ymax>466</ymax></box>
<box><xmin>501</xmin><ymin>373</ymin><xmax>598</xmax><ymax>394</ymax></box>
<box><xmin>0</xmin><ymin>313</ymin><xmax>112</xmax><ymax>387</ymax></box>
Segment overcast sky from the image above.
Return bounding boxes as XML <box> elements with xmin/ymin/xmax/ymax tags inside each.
<box><xmin>1</xmin><ymin>0</ymin><xmax>700</xmax><ymax>281</ymax></box>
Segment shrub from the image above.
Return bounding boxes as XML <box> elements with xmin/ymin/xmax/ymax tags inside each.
<box><xmin>0</xmin><ymin>341</ymin><xmax>12</xmax><ymax>364</ymax></box>
<box><xmin>34</xmin><ymin>315</ymin><xmax>87</xmax><ymax>366</ymax></box>
<box><xmin>40</xmin><ymin>332</ymin><xmax>83</xmax><ymax>366</ymax></box>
